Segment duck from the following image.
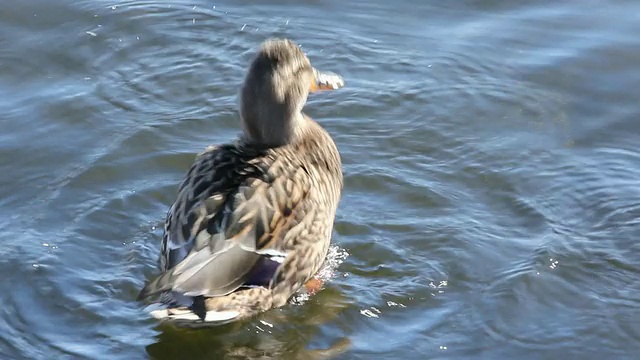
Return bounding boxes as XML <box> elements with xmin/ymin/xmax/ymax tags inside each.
<box><xmin>137</xmin><ymin>38</ymin><xmax>345</xmax><ymax>325</ymax></box>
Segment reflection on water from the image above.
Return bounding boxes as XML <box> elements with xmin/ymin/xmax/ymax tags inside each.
<box><xmin>147</xmin><ymin>287</ymin><xmax>351</xmax><ymax>359</ymax></box>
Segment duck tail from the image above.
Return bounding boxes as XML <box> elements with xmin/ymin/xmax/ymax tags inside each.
<box><xmin>147</xmin><ymin>287</ymin><xmax>274</xmax><ymax>327</ymax></box>
<box><xmin>149</xmin><ymin>296</ymin><xmax>241</xmax><ymax>327</ymax></box>
<box><xmin>149</xmin><ymin>307</ymin><xmax>241</xmax><ymax>327</ymax></box>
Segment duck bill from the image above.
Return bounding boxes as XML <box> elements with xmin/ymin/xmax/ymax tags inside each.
<box><xmin>309</xmin><ymin>68</ymin><xmax>345</xmax><ymax>92</ymax></box>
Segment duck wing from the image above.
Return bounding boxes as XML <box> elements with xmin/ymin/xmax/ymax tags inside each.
<box><xmin>137</xmin><ymin>143</ymin><xmax>311</xmax><ymax>300</ymax></box>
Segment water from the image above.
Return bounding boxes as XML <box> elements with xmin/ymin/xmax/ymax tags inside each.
<box><xmin>1</xmin><ymin>0</ymin><xmax>639</xmax><ymax>358</ymax></box>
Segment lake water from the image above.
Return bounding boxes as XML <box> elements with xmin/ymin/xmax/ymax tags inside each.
<box><xmin>1</xmin><ymin>0</ymin><xmax>640</xmax><ymax>359</ymax></box>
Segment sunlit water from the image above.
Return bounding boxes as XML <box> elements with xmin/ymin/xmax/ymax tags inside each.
<box><xmin>1</xmin><ymin>0</ymin><xmax>640</xmax><ymax>359</ymax></box>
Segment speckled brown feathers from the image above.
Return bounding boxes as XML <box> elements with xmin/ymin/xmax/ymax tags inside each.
<box><xmin>137</xmin><ymin>38</ymin><xmax>344</xmax><ymax>325</ymax></box>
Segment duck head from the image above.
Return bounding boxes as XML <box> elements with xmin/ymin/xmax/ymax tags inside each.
<box><xmin>239</xmin><ymin>38</ymin><xmax>344</xmax><ymax>147</ymax></box>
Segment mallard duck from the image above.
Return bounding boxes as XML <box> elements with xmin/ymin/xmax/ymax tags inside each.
<box><xmin>137</xmin><ymin>38</ymin><xmax>345</xmax><ymax>325</ymax></box>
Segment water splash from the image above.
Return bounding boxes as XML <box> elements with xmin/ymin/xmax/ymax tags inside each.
<box><xmin>290</xmin><ymin>245</ymin><xmax>349</xmax><ymax>305</ymax></box>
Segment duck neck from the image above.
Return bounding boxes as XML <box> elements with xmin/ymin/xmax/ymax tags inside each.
<box><xmin>241</xmin><ymin>107</ymin><xmax>308</xmax><ymax>148</ymax></box>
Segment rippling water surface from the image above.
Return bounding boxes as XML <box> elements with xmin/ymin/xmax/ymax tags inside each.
<box><xmin>2</xmin><ymin>0</ymin><xmax>640</xmax><ymax>358</ymax></box>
